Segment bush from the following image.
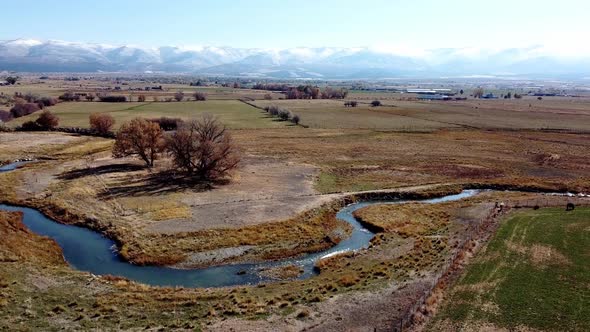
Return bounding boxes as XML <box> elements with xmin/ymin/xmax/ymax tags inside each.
<box><xmin>278</xmin><ymin>109</ymin><xmax>291</xmax><ymax>121</ymax></box>
<box><xmin>344</xmin><ymin>101</ymin><xmax>358</xmax><ymax>107</ymax></box>
<box><xmin>10</xmin><ymin>103</ymin><xmax>40</xmax><ymax>118</ymax></box>
<box><xmin>58</xmin><ymin>91</ymin><xmax>80</xmax><ymax>102</ymax></box>
<box><xmin>149</xmin><ymin>117</ymin><xmax>184</xmax><ymax>131</ymax></box>
<box><xmin>89</xmin><ymin>113</ymin><xmax>115</xmax><ymax>135</ymax></box>
<box><xmin>174</xmin><ymin>91</ymin><xmax>185</xmax><ymax>102</ymax></box>
<box><xmin>23</xmin><ymin>92</ymin><xmax>39</xmax><ymax>103</ymax></box>
<box><xmin>291</xmin><ymin>114</ymin><xmax>300</xmax><ymax>125</ymax></box>
<box><xmin>39</xmin><ymin>97</ymin><xmax>58</xmax><ymax>107</ymax></box>
<box><xmin>98</xmin><ymin>95</ymin><xmax>127</xmax><ymax>102</ymax></box>
<box><xmin>21</xmin><ymin>120</ymin><xmax>42</xmax><ymax>131</ymax></box>
<box><xmin>35</xmin><ymin>110</ymin><xmax>59</xmax><ymax>129</ymax></box>
<box><xmin>268</xmin><ymin>105</ymin><xmax>280</xmax><ymax>116</ymax></box>
<box><xmin>371</xmin><ymin>100</ymin><xmax>382</xmax><ymax>107</ymax></box>
<box><xmin>193</xmin><ymin>92</ymin><xmax>207</xmax><ymax>101</ymax></box>
<box><xmin>263</xmin><ymin>93</ymin><xmax>273</xmax><ymax>100</ymax></box>
<box><xmin>85</xmin><ymin>94</ymin><xmax>96</xmax><ymax>102</ymax></box>
<box><xmin>0</xmin><ymin>110</ymin><xmax>13</xmax><ymax>122</ymax></box>
<box><xmin>137</xmin><ymin>94</ymin><xmax>146</xmax><ymax>102</ymax></box>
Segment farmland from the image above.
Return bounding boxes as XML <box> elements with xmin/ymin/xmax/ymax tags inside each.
<box><xmin>1</xmin><ymin>78</ymin><xmax>590</xmax><ymax>331</ymax></box>
<box><xmin>428</xmin><ymin>207</ymin><xmax>590</xmax><ymax>331</ymax></box>
<box><xmin>7</xmin><ymin>100</ymin><xmax>288</xmax><ymax>129</ymax></box>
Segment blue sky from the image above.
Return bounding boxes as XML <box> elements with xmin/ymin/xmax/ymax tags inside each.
<box><xmin>1</xmin><ymin>0</ymin><xmax>588</xmax><ymax>52</ymax></box>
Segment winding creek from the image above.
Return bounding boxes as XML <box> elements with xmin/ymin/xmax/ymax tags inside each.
<box><xmin>0</xmin><ymin>162</ymin><xmax>481</xmax><ymax>287</ymax></box>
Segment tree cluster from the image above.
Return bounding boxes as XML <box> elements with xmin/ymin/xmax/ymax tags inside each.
<box><xmin>58</xmin><ymin>91</ymin><xmax>81</xmax><ymax>102</ymax></box>
<box><xmin>21</xmin><ymin>111</ymin><xmax>59</xmax><ymax>131</ymax></box>
<box><xmin>112</xmin><ymin>115</ymin><xmax>239</xmax><ymax>181</ymax></box>
<box><xmin>149</xmin><ymin>117</ymin><xmax>184</xmax><ymax>131</ymax></box>
<box><xmin>98</xmin><ymin>95</ymin><xmax>127</xmax><ymax>103</ymax></box>
<box><xmin>263</xmin><ymin>105</ymin><xmax>301</xmax><ymax>125</ymax></box>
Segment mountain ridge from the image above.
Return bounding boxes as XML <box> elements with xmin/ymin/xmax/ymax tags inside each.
<box><xmin>1</xmin><ymin>38</ymin><xmax>589</xmax><ymax>79</ymax></box>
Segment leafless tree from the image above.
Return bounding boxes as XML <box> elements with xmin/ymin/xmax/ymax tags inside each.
<box><xmin>165</xmin><ymin>114</ymin><xmax>239</xmax><ymax>180</ymax></box>
<box><xmin>174</xmin><ymin>91</ymin><xmax>185</xmax><ymax>102</ymax></box>
<box><xmin>193</xmin><ymin>91</ymin><xmax>207</xmax><ymax>101</ymax></box>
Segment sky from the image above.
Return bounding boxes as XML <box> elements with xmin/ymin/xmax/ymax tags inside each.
<box><xmin>1</xmin><ymin>0</ymin><xmax>589</xmax><ymax>54</ymax></box>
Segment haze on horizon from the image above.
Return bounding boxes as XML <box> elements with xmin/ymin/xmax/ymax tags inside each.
<box><xmin>1</xmin><ymin>0</ymin><xmax>589</xmax><ymax>56</ymax></box>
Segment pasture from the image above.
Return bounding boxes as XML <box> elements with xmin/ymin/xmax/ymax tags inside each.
<box><xmin>429</xmin><ymin>207</ymin><xmax>590</xmax><ymax>331</ymax></box>
<box><xmin>7</xmin><ymin>100</ymin><xmax>287</xmax><ymax>129</ymax></box>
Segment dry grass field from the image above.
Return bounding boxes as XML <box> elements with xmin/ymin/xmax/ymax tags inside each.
<box><xmin>2</xmin><ymin>81</ymin><xmax>590</xmax><ymax>331</ymax></box>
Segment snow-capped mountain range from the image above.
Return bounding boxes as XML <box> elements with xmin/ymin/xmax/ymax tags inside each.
<box><xmin>1</xmin><ymin>38</ymin><xmax>589</xmax><ymax>79</ymax></box>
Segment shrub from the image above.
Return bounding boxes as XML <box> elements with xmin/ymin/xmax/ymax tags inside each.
<box><xmin>0</xmin><ymin>110</ymin><xmax>12</xmax><ymax>122</ymax></box>
<box><xmin>21</xmin><ymin>120</ymin><xmax>42</xmax><ymax>131</ymax></box>
<box><xmin>98</xmin><ymin>95</ymin><xmax>127</xmax><ymax>103</ymax></box>
<box><xmin>193</xmin><ymin>92</ymin><xmax>207</xmax><ymax>101</ymax></box>
<box><xmin>58</xmin><ymin>91</ymin><xmax>80</xmax><ymax>102</ymax></box>
<box><xmin>291</xmin><ymin>114</ymin><xmax>300</xmax><ymax>125</ymax></box>
<box><xmin>35</xmin><ymin>110</ymin><xmax>59</xmax><ymax>129</ymax></box>
<box><xmin>174</xmin><ymin>91</ymin><xmax>185</xmax><ymax>102</ymax></box>
<box><xmin>150</xmin><ymin>117</ymin><xmax>184</xmax><ymax>131</ymax></box>
<box><xmin>137</xmin><ymin>94</ymin><xmax>146</xmax><ymax>102</ymax></box>
<box><xmin>263</xmin><ymin>93</ymin><xmax>273</xmax><ymax>100</ymax></box>
<box><xmin>371</xmin><ymin>100</ymin><xmax>382</xmax><ymax>107</ymax></box>
<box><xmin>23</xmin><ymin>92</ymin><xmax>39</xmax><ymax>103</ymax></box>
<box><xmin>268</xmin><ymin>105</ymin><xmax>280</xmax><ymax>116</ymax></box>
<box><xmin>10</xmin><ymin>103</ymin><xmax>40</xmax><ymax>118</ymax></box>
<box><xmin>85</xmin><ymin>94</ymin><xmax>96</xmax><ymax>102</ymax></box>
<box><xmin>278</xmin><ymin>109</ymin><xmax>291</xmax><ymax>121</ymax></box>
<box><xmin>89</xmin><ymin>113</ymin><xmax>115</xmax><ymax>135</ymax></box>
<box><xmin>344</xmin><ymin>101</ymin><xmax>358</xmax><ymax>107</ymax></box>
<box><xmin>39</xmin><ymin>97</ymin><xmax>58</xmax><ymax>107</ymax></box>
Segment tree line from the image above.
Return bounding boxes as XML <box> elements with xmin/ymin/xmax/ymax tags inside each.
<box><xmin>253</xmin><ymin>84</ymin><xmax>348</xmax><ymax>100</ymax></box>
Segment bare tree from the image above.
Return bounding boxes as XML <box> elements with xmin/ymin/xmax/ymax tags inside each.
<box><xmin>113</xmin><ymin>118</ymin><xmax>164</xmax><ymax>167</ymax></box>
<box><xmin>473</xmin><ymin>88</ymin><xmax>485</xmax><ymax>99</ymax></box>
<box><xmin>137</xmin><ymin>94</ymin><xmax>146</xmax><ymax>102</ymax></box>
<box><xmin>193</xmin><ymin>91</ymin><xmax>207</xmax><ymax>101</ymax></box>
<box><xmin>89</xmin><ymin>113</ymin><xmax>115</xmax><ymax>134</ymax></box>
<box><xmin>174</xmin><ymin>91</ymin><xmax>185</xmax><ymax>102</ymax></box>
<box><xmin>166</xmin><ymin>114</ymin><xmax>239</xmax><ymax>180</ymax></box>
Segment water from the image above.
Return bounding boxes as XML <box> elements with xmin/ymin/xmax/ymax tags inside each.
<box><xmin>0</xmin><ymin>162</ymin><xmax>479</xmax><ymax>287</ymax></box>
<box><xmin>0</xmin><ymin>161</ymin><xmax>32</xmax><ymax>172</ymax></box>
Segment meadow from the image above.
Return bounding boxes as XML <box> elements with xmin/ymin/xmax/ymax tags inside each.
<box><xmin>8</xmin><ymin>100</ymin><xmax>288</xmax><ymax>129</ymax></box>
<box><xmin>428</xmin><ymin>207</ymin><xmax>590</xmax><ymax>331</ymax></box>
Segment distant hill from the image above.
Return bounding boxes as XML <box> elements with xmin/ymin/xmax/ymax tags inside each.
<box><xmin>1</xmin><ymin>38</ymin><xmax>589</xmax><ymax>79</ymax></box>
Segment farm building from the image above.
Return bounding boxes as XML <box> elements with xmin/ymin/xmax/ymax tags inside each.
<box><xmin>418</xmin><ymin>94</ymin><xmax>452</xmax><ymax>100</ymax></box>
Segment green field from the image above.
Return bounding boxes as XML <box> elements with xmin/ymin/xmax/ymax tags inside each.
<box><xmin>8</xmin><ymin>100</ymin><xmax>289</xmax><ymax>129</ymax></box>
<box><xmin>429</xmin><ymin>207</ymin><xmax>590</xmax><ymax>331</ymax></box>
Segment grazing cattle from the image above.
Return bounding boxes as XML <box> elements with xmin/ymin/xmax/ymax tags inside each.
<box><xmin>566</xmin><ymin>203</ymin><xmax>575</xmax><ymax>211</ymax></box>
